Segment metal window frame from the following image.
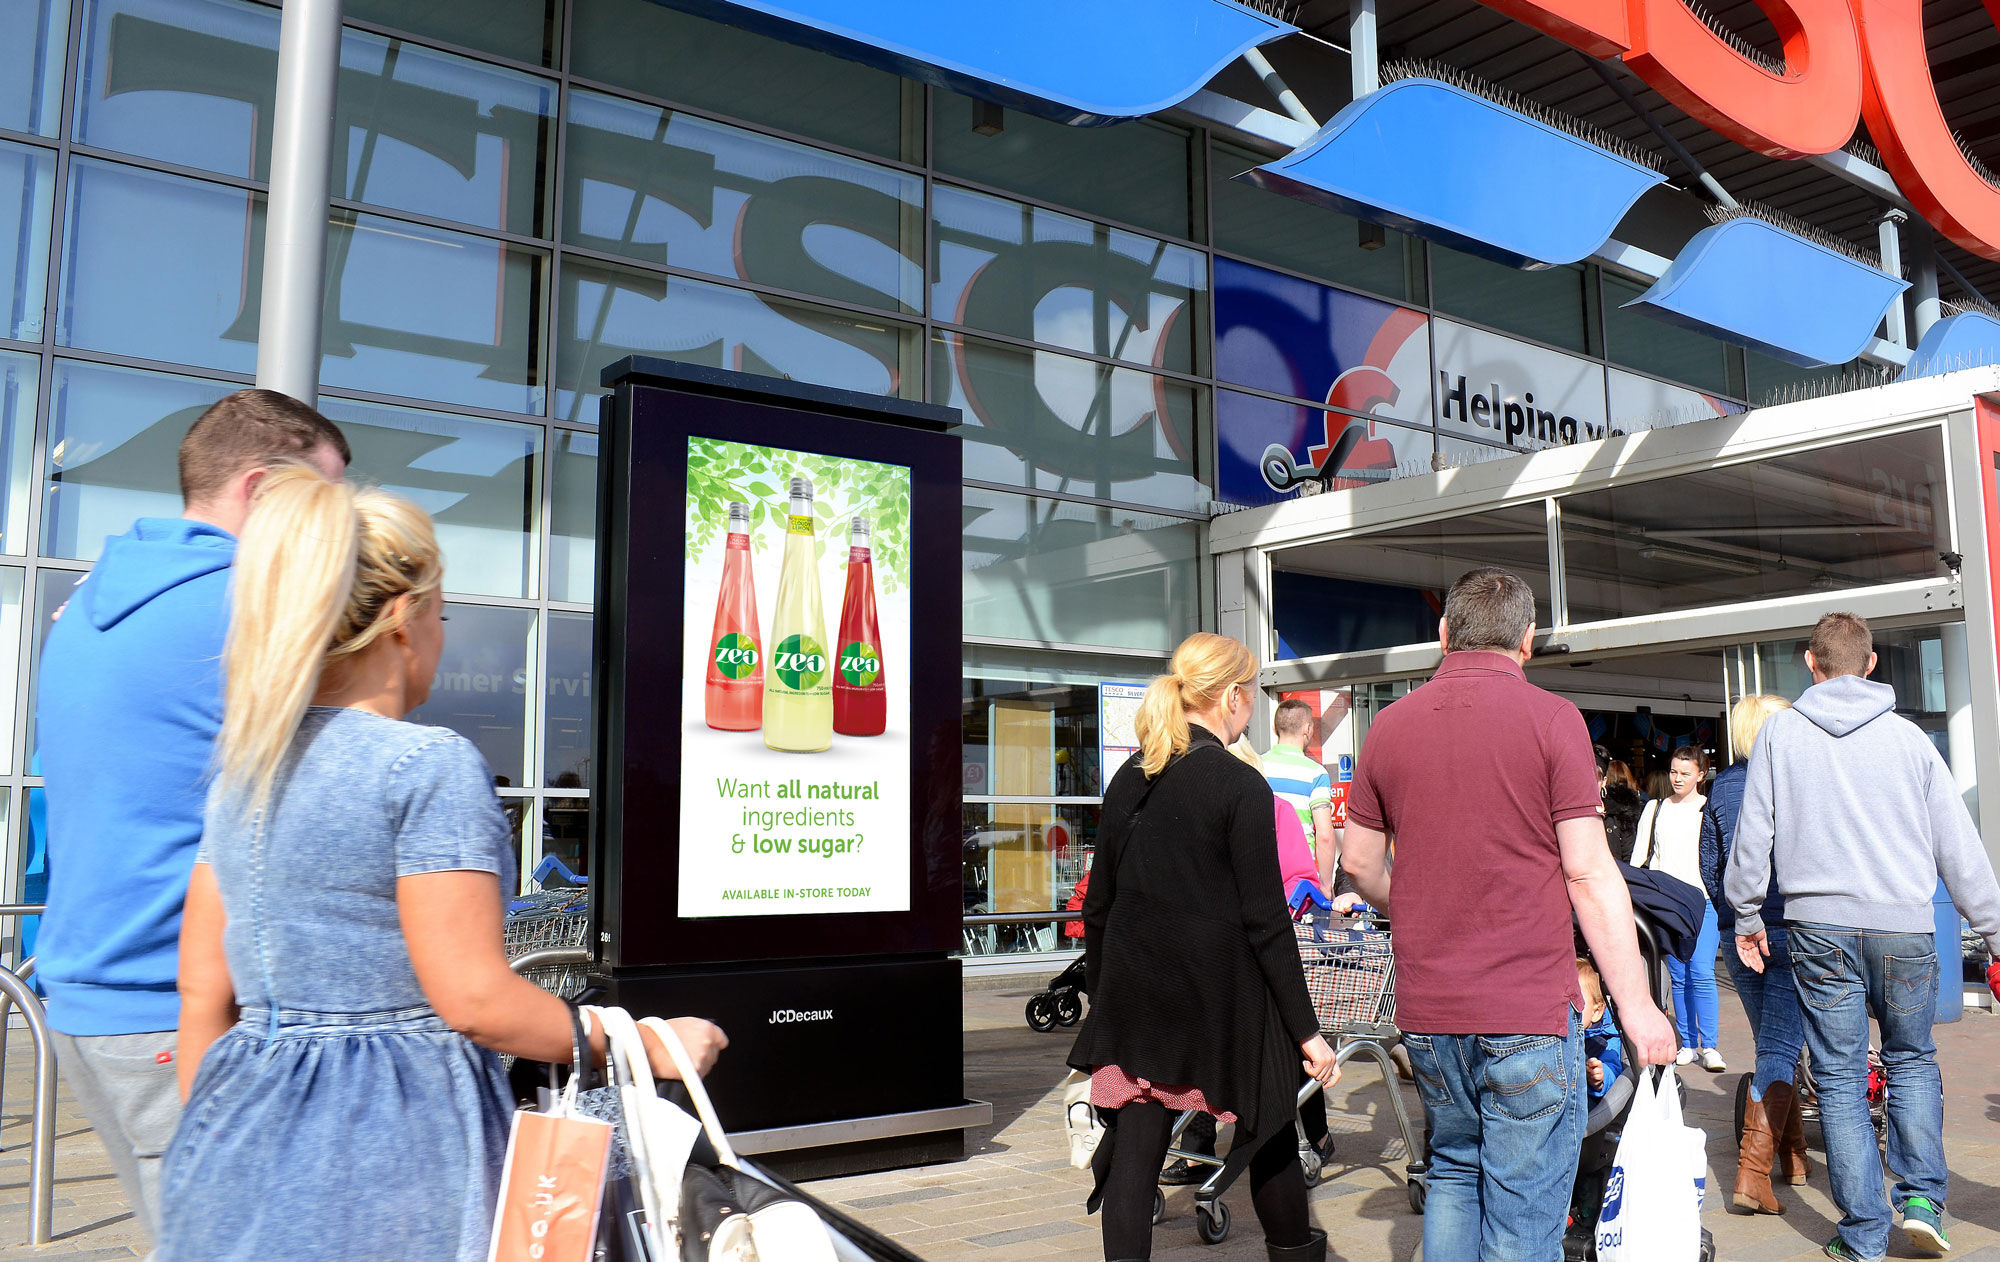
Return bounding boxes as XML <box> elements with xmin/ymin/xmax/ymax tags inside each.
<box><xmin>0</xmin><ymin>0</ymin><xmax>1827</xmax><ymax>904</ymax></box>
<box><xmin>1213</xmin><ymin>372</ymin><xmax>1999</xmax><ymax>701</ymax></box>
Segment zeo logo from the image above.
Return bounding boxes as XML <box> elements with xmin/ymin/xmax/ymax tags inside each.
<box><xmin>772</xmin><ymin>635</ymin><xmax>827</xmax><ymax>690</ymax></box>
<box><xmin>839</xmin><ymin>641</ymin><xmax>881</xmax><ymax>688</ymax></box>
<box><xmin>712</xmin><ymin>632</ymin><xmax>759</xmax><ymax>679</ymax></box>
<box><xmin>769</xmin><ymin>1008</ymin><xmax>834</xmax><ymax>1024</ymax></box>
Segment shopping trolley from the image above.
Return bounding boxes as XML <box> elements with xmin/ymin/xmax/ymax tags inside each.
<box><xmin>1157</xmin><ymin>911</ymin><xmax>1429</xmax><ymax>1246</ymax></box>
<box><xmin>503</xmin><ymin>885</ymin><xmax>592</xmax><ymax>1001</ymax></box>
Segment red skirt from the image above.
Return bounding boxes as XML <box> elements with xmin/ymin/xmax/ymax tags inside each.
<box><xmin>1089</xmin><ymin>1065</ymin><xmax>1237</xmax><ymax>1123</ymax></box>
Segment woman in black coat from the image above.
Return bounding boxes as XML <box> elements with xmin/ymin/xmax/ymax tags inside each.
<box><xmin>1597</xmin><ymin>748</ymin><xmax>1647</xmax><ymax>864</ymax></box>
<box><xmin>1069</xmin><ymin>633</ymin><xmax>1339</xmax><ymax>1262</ymax></box>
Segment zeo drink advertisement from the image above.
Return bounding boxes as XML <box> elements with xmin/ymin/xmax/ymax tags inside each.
<box><xmin>678</xmin><ymin>435</ymin><xmax>912</xmax><ymax>918</ymax></box>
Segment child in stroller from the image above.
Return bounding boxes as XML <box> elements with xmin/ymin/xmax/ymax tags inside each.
<box><xmin>1577</xmin><ymin>958</ymin><xmax>1623</xmax><ymax>1103</ymax></box>
<box><xmin>1562</xmin><ymin>910</ymin><xmax>1717</xmax><ymax>1262</ymax></box>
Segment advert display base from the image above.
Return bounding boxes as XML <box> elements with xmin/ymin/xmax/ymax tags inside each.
<box><xmin>607</xmin><ymin>955</ymin><xmax>967</xmax><ymax>1158</ymax></box>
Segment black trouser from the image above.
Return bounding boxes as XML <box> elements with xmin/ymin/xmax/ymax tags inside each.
<box><xmin>1101</xmin><ymin>1100</ymin><xmax>1312</xmax><ymax>1259</ymax></box>
<box><xmin>1180</xmin><ymin>1069</ymin><xmax>1327</xmax><ymax>1157</ymax></box>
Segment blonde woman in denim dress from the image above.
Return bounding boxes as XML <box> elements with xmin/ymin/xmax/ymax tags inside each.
<box><xmin>158</xmin><ymin>469</ymin><xmax>727</xmax><ymax>1261</ymax></box>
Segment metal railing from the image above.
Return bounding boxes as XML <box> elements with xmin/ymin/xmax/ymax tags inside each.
<box><xmin>0</xmin><ymin>904</ymin><xmax>55</xmax><ymax>1245</ymax></box>
<box><xmin>960</xmin><ymin>911</ymin><xmax>1073</xmax><ymax>927</ymax></box>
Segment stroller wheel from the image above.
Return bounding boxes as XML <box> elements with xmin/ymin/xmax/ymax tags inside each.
<box><xmin>1699</xmin><ymin>1227</ymin><xmax>1716</xmax><ymax>1262</ymax></box>
<box><xmin>1152</xmin><ymin>1189</ymin><xmax>1165</xmax><ymax>1226</ymax></box>
<box><xmin>1407</xmin><ymin>1178</ymin><xmax>1427</xmax><ymax>1215</ymax></box>
<box><xmin>1195</xmin><ymin>1200</ymin><xmax>1230</xmax><ymax>1244</ymax></box>
<box><xmin>1025</xmin><ymin>995</ymin><xmax>1058</xmax><ymax>1033</ymax></box>
<box><xmin>1053</xmin><ymin>993</ymin><xmax>1083</xmax><ymax>1025</ymax></box>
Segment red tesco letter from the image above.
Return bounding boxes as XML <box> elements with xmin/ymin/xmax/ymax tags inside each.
<box><xmin>1623</xmin><ymin>0</ymin><xmax>1863</xmax><ymax>159</ymax></box>
<box><xmin>1859</xmin><ymin>0</ymin><xmax>2000</xmax><ymax>262</ymax></box>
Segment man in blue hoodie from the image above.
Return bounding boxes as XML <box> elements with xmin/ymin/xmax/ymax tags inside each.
<box><xmin>1727</xmin><ymin>612</ymin><xmax>2000</xmax><ymax>1262</ymax></box>
<box><xmin>37</xmin><ymin>390</ymin><xmax>349</xmax><ymax>1244</ymax></box>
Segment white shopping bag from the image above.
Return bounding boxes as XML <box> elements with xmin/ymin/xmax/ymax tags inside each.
<box><xmin>1059</xmin><ymin>1071</ymin><xmax>1104</xmax><ymax>1170</ymax></box>
<box><xmin>1595</xmin><ymin>1067</ymin><xmax>1707</xmax><ymax>1262</ymax></box>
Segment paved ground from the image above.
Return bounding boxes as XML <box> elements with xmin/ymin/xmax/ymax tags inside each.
<box><xmin>1</xmin><ymin>969</ymin><xmax>1996</xmax><ymax>1260</ymax></box>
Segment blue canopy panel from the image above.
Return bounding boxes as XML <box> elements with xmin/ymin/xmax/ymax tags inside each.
<box><xmin>1902</xmin><ymin>310</ymin><xmax>2000</xmax><ymax>380</ymax></box>
<box><xmin>1625</xmin><ymin>217</ymin><xmax>1909</xmax><ymax>368</ymax></box>
<box><xmin>1235</xmin><ymin>77</ymin><xmax>1665</xmax><ymax>270</ymax></box>
<box><xmin>644</xmin><ymin>0</ymin><xmax>1295</xmax><ymax>126</ymax></box>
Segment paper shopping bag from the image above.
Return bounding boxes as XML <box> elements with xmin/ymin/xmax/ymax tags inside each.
<box><xmin>488</xmin><ymin>1107</ymin><xmax>614</xmax><ymax>1262</ymax></box>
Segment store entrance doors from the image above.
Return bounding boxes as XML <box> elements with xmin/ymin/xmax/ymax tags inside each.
<box><xmin>1282</xmin><ymin>621</ymin><xmax>1961</xmax><ymax>823</ymax></box>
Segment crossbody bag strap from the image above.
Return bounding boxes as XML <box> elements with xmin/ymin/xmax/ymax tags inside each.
<box><xmin>1640</xmin><ymin>800</ymin><xmax>1662</xmax><ymax>869</ymax></box>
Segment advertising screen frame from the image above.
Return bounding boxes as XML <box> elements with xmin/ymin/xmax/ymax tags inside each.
<box><xmin>593</xmin><ymin>359</ymin><xmax>963</xmax><ymax>969</ymax></box>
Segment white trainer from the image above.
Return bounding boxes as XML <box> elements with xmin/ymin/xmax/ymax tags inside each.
<box><xmin>1699</xmin><ymin>1048</ymin><xmax>1727</xmax><ymax>1072</ymax></box>
<box><xmin>1674</xmin><ymin>1047</ymin><xmax>1696</xmax><ymax>1066</ymax></box>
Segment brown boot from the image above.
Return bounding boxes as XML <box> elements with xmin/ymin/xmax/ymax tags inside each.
<box><xmin>1733</xmin><ymin>1083</ymin><xmax>1785</xmax><ymax>1214</ymax></box>
<box><xmin>1774</xmin><ymin>1081</ymin><xmax>1811</xmax><ymax>1185</ymax></box>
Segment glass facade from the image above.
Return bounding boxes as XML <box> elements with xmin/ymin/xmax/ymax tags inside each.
<box><xmin>0</xmin><ymin>0</ymin><xmax>1759</xmax><ymax>955</ymax></box>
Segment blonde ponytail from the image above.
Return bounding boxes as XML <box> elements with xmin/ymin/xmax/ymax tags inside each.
<box><xmin>1134</xmin><ymin>632</ymin><xmax>1258</xmax><ymax>777</ymax></box>
<box><xmin>216</xmin><ymin>467</ymin><xmax>446</xmax><ymax>817</ymax></box>
<box><xmin>217</xmin><ymin>467</ymin><xmax>357</xmax><ymax>817</ymax></box>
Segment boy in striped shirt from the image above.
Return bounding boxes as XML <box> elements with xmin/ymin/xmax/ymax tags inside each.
<box><xmin>1264</xmin><ymin>699</ymin><xmax>1337</xmax><ymax>892</ymax></box>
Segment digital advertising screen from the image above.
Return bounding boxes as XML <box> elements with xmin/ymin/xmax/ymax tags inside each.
<box><xmin>593</xmin><ymin>360</ymin><xmax>962</xmax><ymax>969</ymax></box>
<box><xmin>678</xmin><ymin>436</ymin><xmax>913</xmax><ymax>918</ymax></box>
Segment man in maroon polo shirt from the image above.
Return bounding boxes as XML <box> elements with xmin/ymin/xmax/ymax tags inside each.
<box><xmin>1341</xmin><ymin>567</ymin><xmax>1675</xmax><ymax>1262</ymax></box>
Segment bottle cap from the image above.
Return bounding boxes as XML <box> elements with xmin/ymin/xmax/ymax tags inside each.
<box><xmin>727</xmin><ymin>501</ymin><xmax>749</xmax><ymax>529</ymax></box>
<box><xmin>790</xmin><ymin>475</ymin><xmax>812</xmax><ymax>500</ymax></box>
<box><xmin>851</xmin><ymin>515</ymin><xmax>870</xmax><ymax>544</ymax></box>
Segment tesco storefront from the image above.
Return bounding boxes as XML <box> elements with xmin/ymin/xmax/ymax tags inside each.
<box><xmin>5</xmin><ymin>0</ymin><xmax>2000</xmax><ymax>966</ymax></box>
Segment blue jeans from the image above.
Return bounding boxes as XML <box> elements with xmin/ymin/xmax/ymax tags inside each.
<box><xmin>1666</xmin><ymin>898</ymin><xmax>1721</xmax><ymax>1050</ymax></box>
<box><xmin>1789</xmin><ymin>924</ymin><xmax>1946</xmax><ymax>1262</ymax></box>
<box><xmin>1404</xmin><ymin>1011</ymin><xmax>1585</xmax><ymax>1262</ymax></box>
<box><xmin>1721</xmin><ymin>922</ymin><xmax>1805</xmax><ymax>1097</ymax></box>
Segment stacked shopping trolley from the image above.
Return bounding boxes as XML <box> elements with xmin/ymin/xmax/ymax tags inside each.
<box><xmin>503</xmin><ymin>887</ymin><xmax>592</xmax><ymax>1001</ymax></box>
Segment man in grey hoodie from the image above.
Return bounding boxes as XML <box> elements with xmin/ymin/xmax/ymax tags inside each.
<box><xmin>1727</xmin><ymin>612</ymin><xmax>2000</xmax><ymax>1262</ymax></box>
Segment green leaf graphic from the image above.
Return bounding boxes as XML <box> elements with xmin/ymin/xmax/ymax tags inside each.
<box><xmin>683</xmin><ymin>436</ymin><xmax>912</xmax><ymax>592</ymax></box>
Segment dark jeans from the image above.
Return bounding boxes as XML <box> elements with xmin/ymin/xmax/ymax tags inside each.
<box><xmin>1721</xmin><ymin>922</ymin><xmax>1805</xmax><ymax>1097</ymax></box>
<box><xmin>1403</xmin><ymin>1011</ymin><xmax>1586</xmax><ymax>1262</ymax></box>
<box><xmin>1790</xmin><ymin>923</ymin><xmax>1946</xmax><ymax>1262</ymax></box>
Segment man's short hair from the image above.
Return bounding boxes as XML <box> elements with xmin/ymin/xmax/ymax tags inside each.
<box><xmin>1809</xmin><ymin>612</ymin><xmax>1873</xmax><ymax>678</ymax></box>
<box><xmin>1273</xmin><ymin>698</ymin><xmax>1315</xmax><ymax>740</ymax></box>
<box><xmin>178</xmin><ymin>389</ymin><xmax>351</xmax><ymax>504</ymax></box>
<box><xmin>1442</xmin><ymin>567</ymin><xmax>1536</xmax><ymax>654</ymax></box>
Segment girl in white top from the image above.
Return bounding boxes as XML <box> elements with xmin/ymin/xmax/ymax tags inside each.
<box><xmin>1639</xmin><ymin>746</ymin><xmax>1725</xmax><ymax>1071</ymax></box>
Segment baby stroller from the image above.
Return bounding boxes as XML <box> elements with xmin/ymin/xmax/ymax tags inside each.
<box><xmin>1734</xmin><ymin>1046</ymin><xmax>1888</xmax><ymax>1151</ymax></box>
<box><xmin>1026</xmin><ymin>955</ymin><xmax>1087</xmax><ymax>1031</ymax></box>
<box><xmin>1026</xmin><ymin>874</ymin><xmax>1092</xmax><ymax>1032</ymax></box>
<box><xmin>1561</xmin><ymin>911</ymin><xmax>1717</xmax><ymax>1262</ymax></box>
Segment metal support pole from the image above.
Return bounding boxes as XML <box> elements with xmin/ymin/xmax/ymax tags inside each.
<box><xmin>1910</xmin><ymin>225</ymin><xmax>1944</xmax><ymax>341</ymax></box>
<box><xmin>255</xmin><ymin>0</ymin><xmax>345</xmax><ymax>405</ymax></box>
<box><xmin>0</xmin><ymin>966</ymin><xmax>55</xmax><ymax>1245</ymax></box>
<box><xmin>1350</xmin><ymin>0</ymin><xmax>1379</xmax><ymax>99</ymax></box>
<box><xmin>1545</xmin><ymin>496</ymin><xmax>1568</xmax><ymax>628</ymax></box>
<box><xmin>1944</xmin><ymin>622</ymin><xmax>1977</xmax><ymax>821</ymax></box>
<box><xmin>1878</xmin><ymin>210</ymin><xmax>1909</xmax><ymax>347</ymax></box>
<box><xmin>1241</xmin><ymin>48</ymin><xmax>1317</xmax><ymax>129</ymax></box>
<box><xmin>1584</xmin><ymin>56</ymin><xmax>1737</xmax><ymax>209</ymax></box>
